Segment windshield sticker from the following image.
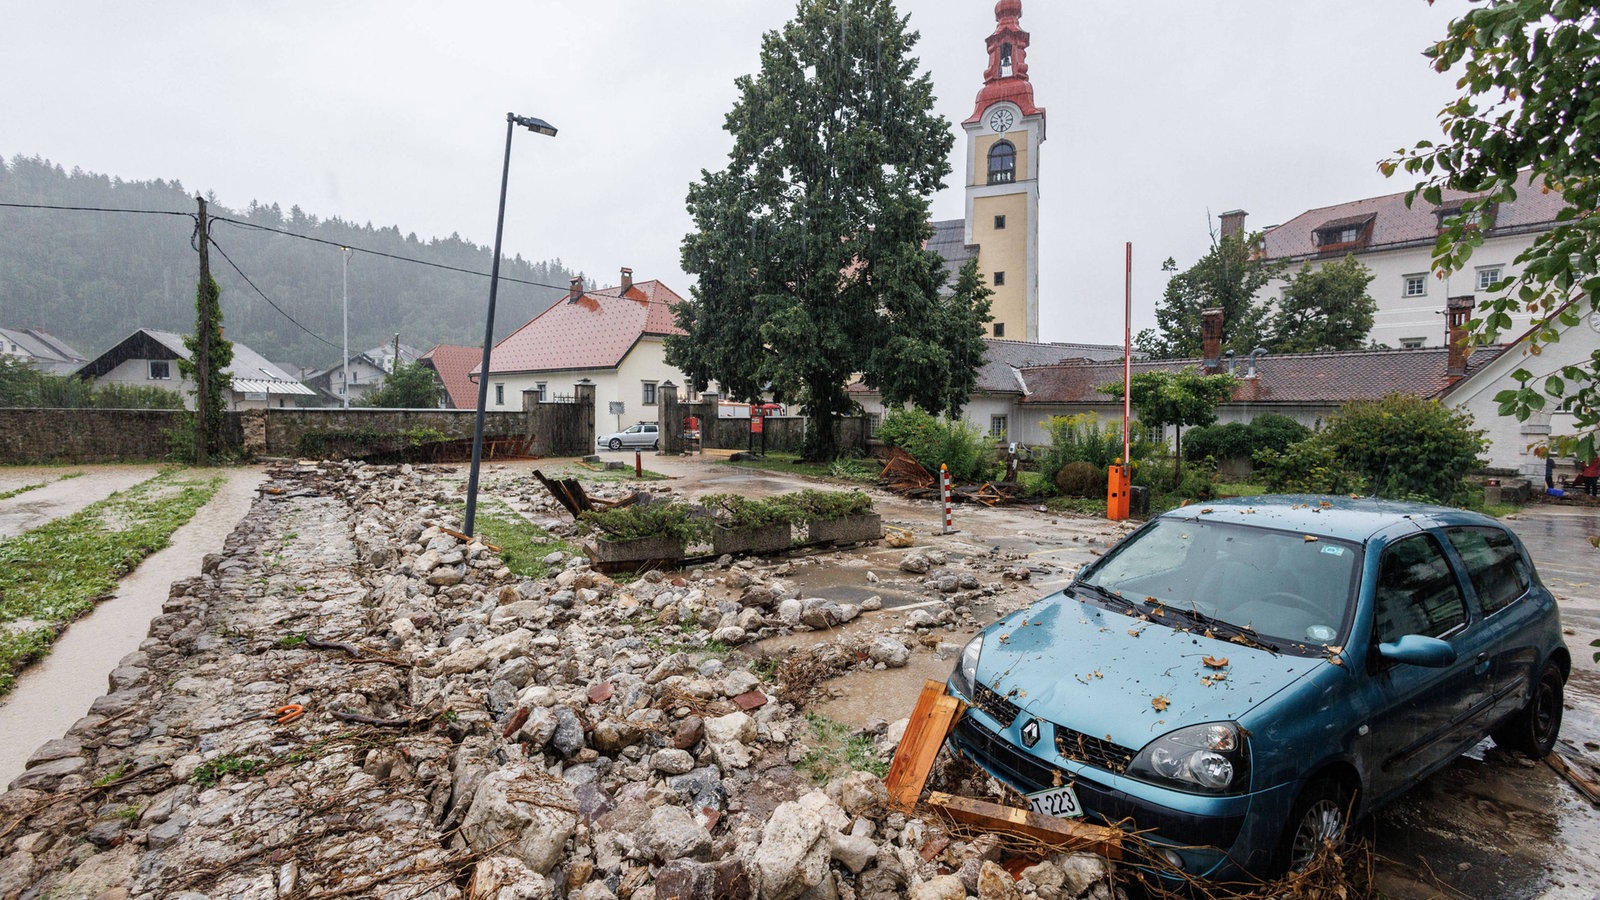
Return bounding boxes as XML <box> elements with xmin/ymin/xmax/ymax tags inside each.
<box><xmin>1321</xmin><ymin>545</ymin><xmax>1345</xmax><ymax>556</ymax></box>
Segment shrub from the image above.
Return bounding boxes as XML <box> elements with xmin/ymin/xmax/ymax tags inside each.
<box><xmin>1254</xmin><ymin>441</ymin><xmax>1361</xmax><ymax>495</ymax></box>
<box><xmin>1039</xmin><ymin>414</ymin><xmax>1162</xmax><ymax>485</ymax></box>
<box><xmin>876</xmin><ymin>408</ymin><xmax>992</xmax><ymax>484</ymax></box>
<box><xmin>579</xmin><ymin>499</ymin><xmax>713</xmax><ymax>544</ymax></box>
<box><xmin>1054</xmin><ymin>461</ymin><xmax>1102</xmax><ymax>497</ymax></box>
<box><xmin>701</xmin><ymin>493</ymin><xmax>797</xmax><ymax>530</ymax></box>
<box><xmin>773</xmin><ymin>489</ymin><xmax>874</xmax><ymax>522</ymax></box>
<box><xmin>1182</xmin><ymin>414</ymin><xmax>1310</xmax><ymax>462</ymax></box>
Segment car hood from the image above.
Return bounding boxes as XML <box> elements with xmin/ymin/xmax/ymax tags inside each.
<box><xmin>973</xmin><ymin>589</ymin><xmax>1327</xmax><ymax>752</ymax></box>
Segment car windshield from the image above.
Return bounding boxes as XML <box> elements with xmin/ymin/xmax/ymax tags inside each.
<box><xmin>1078</xmin><ymin>518</ymin><xmax>1361</xmax><ymax>651</ymax></box>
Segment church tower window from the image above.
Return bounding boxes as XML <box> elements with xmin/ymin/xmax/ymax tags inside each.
<box><xmin>988</xmin><ymin>141</ymin><xmax>1016</xmax><ymax>185</ymax></box>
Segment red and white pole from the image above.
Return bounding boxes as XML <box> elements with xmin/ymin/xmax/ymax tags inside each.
<box><xmin>941</xmin><ymin>463</ymin><xmax>955</xmax><ymax>534</ymax></box>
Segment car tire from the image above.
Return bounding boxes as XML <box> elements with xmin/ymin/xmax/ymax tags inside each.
<box><xmin>608</xmin><ymin>438</ymin><xmax>623</xmax><ymax>451</ymax></box>
<box><xmin>650</xmin><ymin>440</ymin><xmax>659</xmax><ymax>450</ymax></box>
<box><xmin>1277</xmin><ymin>777</ymin><xmax>1352</xmax><ymax>875</ymax></box>
<box><xmin>1493</xmin><ymin>662</ymin><xmax>1564</xmax><ymax>758</ymax></box>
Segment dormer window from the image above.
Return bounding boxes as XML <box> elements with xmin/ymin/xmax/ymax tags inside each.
<box><xmin>1436</xmin><ymin>203</ymin><xmax>1495</xmax><ymax>232</ymax></box>
<box><xmin>987</xmin><ymin>141</ymin><xmax>1016</xmax><ymax>185</ymax></box>
<box><xmin>1313</xmin><ymin>214</ymin><xmax>1374</xmax><ymax>251</ymax></box>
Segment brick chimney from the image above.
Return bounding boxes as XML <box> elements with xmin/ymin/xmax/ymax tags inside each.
<box><xmin>1446</xmin><ymin>295</ymin><xmax>1473</xmax><ymax>383</ymax></box>
<box><xmin>567</xmin><ymin>276</ymin><xmax>584</xmax><ymax>303</ymax></box>
<box><xmin>1201</xmin><ymin>308</ymin><xmax>1225</xmax><ymax>373</ymax></box>
<box><xmin>620</xmin><ymin>267</ymin><xmax>634</xmax><ymax>293</ymax></box>
<box><xmin>1218</xmin><ymin>209</ymin><xmax>1248</xmax><ymax>241</ymax></box>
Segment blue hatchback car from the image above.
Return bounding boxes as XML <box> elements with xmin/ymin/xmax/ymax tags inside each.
<box><xmin>946</xmin><ymin>496</ymin><xmax>1568</xmax><ymax>879</ymax></box>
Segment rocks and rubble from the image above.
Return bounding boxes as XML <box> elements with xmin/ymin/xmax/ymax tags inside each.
<box><xmin>0</xmin><ymin>460</ymin><xmax>1122</xmax><ymax>899</ymax></box>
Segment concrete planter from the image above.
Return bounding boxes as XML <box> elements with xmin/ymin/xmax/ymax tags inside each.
<box><xmin>712</xmin><ymin>523</ymin><xmax>793</xmax><ymax>556</ymax></box>
<box><xmin>803</xmin><ymin>513</ymin><xmax>882</xmax><ymax>546</ymax></box>
<box><xmin>591</xmin><ymin>535</ymin><xmax>686</xmax><ymax>568</ymax></box>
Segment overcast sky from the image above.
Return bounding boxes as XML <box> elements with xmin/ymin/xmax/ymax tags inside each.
<box><xmin>1</xmin><ymin>0</ymin><xmax>1472</xmax><ymax>346</ymax></box>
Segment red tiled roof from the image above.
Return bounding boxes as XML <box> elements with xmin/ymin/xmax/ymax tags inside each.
<box><xmin>480</xmin><ymin>280</ymin><xmax>687</xmax><ymax>376</ymax></box>
<box><xmin>1261</xmin><ymin>173</ymin><xmax>1567</xmax><ymax>262</ymax></box>
<box><xmin>419</xmin><ymin>344</ymin><xmax>481</xmax><ymax>409</ymax></box>
<box><xmin>1018</xmin><ymin>346</ymin><xmax>1506</xmax><ymax>407</ymax></box>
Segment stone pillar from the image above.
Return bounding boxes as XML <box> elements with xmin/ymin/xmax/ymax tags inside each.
<box><xmin>659</xmin><ymin>382</ymin><xmax>681</xmax><ymax>455</ymax></box>
<box><xmin>575</xmin><ymin>380</ymin><xmax>596</xmax><ymax>456</ymax></box>
<box><xmin>522</xmin><ymin>389</ymin><xmax>545</xmax><ymax>456</ymax></box>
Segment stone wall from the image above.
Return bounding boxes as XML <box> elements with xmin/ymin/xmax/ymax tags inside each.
<box><xmin>257</xmin><ymin>409</ymin><xmax>529</xmax><ymax>458</ymax></box>
<box><xmin>0</xmin><ymin>409</ymin><xmax>214</xmax><ymax>464</ymax></box>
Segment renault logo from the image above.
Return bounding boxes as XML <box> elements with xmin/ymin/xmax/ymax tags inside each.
<box><xmin>1021</xmin><ymin>718</ymin><xmax>1041</xmax><ymax>748</ymax></box>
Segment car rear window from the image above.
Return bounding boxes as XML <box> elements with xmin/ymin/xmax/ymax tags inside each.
<box><xmin>1444</xmin><ymin>526</ymin><xmax>1530</xmax><ymax>615</ymax></box>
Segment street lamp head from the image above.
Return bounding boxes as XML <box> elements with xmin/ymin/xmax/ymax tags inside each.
<box><xmin>509</xmin><ymin>113</ymin><xmax>558</xmax><ymax>137</ymax></box>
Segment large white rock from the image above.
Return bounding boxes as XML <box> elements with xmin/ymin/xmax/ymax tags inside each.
<box><xmin>459</xmin><ymin>764</ymin><xmax>579</xmax><ymax>876</ymax></box>
<box><xmin>753</xmin><ymin>790</ymin><xmax>847</xmax><ymax>900</ymax></box>
<box><xmin>645</xmin><ymin>805</ymin><xmax>712</xmax><ymax>861</ymax></box>
<box><xmin>703</xmin><ymin>711</ymin><xmax>756</xmax><ymax>744</ymax></box>
<box><xmin>467</xmin><ymin>855</ymin><xmax>551</xmax><ymax>899</ymax></box>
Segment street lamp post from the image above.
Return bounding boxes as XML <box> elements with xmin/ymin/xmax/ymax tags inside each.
<box><xmin>464</xmin><ymin>112</ymin><xmax>557</xmax><ymax>537</ymax></box>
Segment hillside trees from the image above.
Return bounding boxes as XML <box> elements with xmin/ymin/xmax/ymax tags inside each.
<box><xmin>1384</xmin><ymin>0</ymin><xmax>1600</xmax><ymax>461</ymax></box>
<box><xmin>668</xmin><ymin>0</ymin><xmax>982</xmax><ymax>460</ymax></box>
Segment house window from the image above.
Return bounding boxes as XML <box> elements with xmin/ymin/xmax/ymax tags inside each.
<box><xmin>1404</xmin><ymin>274</ymin><xmax>1428</xmax><ymax>298</ymax></box>
<box><xmin>990</xmin><ymin>415</ymin><xmax>1008</xmax><ymax>438</ymax></box>
<box><xmin>534</xmin><ymin>382</ymin><xmax>547</xmax><ymax>402</ymax></box>
<box><xmin>1477</xmin><ymin>266</ymin><xmax>1503</xmax><ymax>291</ymax></box>
<box><xmin>987</xmin><ymin>141</ymin><xmax>1016</xmax><ymax>185</ymax></box>
<box><xmin>494</xmin><ymin>383</ymin><xmax>505</xmax><ymax>406</ymax></box>
<box><xmin>148</xmin><ymin>360</ymin><xmax>171</xmax><ymax>380</ymax></box>
<box><xmin>1401</xmin><ymin>337</ymin><xmax>1426</xmax><ymax>349</ymax></box>
<box><xmin>994</xmin><ymin>215</ymin><xmax>1007</xmax><ymax>230</ymax></box>
<box><xmin>993</xmin><ymin>322</ymin><xmax>1006</xmax><ymax>338</ymax></box>
<box><xmin>994</xmin><ymin>271</ymin><xmax>1006</xmax><ymax>286</ymax></box>
<box><xmin>866</xmin><ymin>413</ymin><xmax>882</xmax><ymax>436</ymax></box>
<box><xmin>642</xmin><ymin>381</ymin><xmax>658</xmax><ymax>406</ymax></box>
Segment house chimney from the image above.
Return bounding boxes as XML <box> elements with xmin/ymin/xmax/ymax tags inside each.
<box><xmin>1219</xmin><ymin>209</ymin><xmax>1248</xmax><ymax>241</ymax></box>
<box><xmin>568</xmin><ymin>276</ymin><xmax>584</xmax><ymax>303</ymax></box>
<box><xmin>620</xmin><ymin>267</ymin><xmax>634</xmax><ymax>293</ymax></box>
<box><xmin>1446</xmin><ymin>295</ymin><xmax>1473</xmax><ymax>383</ymax></box>
<box><xmin>1201</xmin><ymin>308</ymin><xmax>1225</xmax><ymax>372</ymax></box>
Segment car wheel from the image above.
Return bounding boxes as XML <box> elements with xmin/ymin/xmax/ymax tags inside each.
<box><xmin>1278</xmin><ymin>777</ymin><xmax>1351</xmax><ymax>875</ymax></box>
<box><xmin>650</xmin><ymin>440</ymin><xmax>659</xmax><ymax>450</ymax></box>
<box><xmin>608</xmin><ymin>438</ymin><xmax>623</xmax><ymax>451</ymax></box>
<box><xmin>1493</xmin><ymin>662</ymin><xmax>1565</xmax><ymax>758</ymax></box>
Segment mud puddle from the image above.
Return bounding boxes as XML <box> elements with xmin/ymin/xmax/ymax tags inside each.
<box><xmin>0</xmin><ymin>466</ymin><xmax>267</xmax><ymax>785</ymax></box>
<box><xmin>0</xmin><ymin>464</ymin><xmax>164</xmax><ymax>539</ymax></box>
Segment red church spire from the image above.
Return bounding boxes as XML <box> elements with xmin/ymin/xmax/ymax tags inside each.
<box><xmin>965</xmin><ymin>0</ymin><xmax>1044</xmax><ymax>124</ymax></box>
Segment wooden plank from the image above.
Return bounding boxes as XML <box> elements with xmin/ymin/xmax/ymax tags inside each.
<box><xmin>926</xmin><ymin>792</ymin><xmax>1123</xmax><ymax>861</ymax></box>
<box><xmin>1547</xmin><ymin>752</ymin><xmax>1600</xmax><ymax>806</ymax></box>
<box><xmin>885</xmin><ymin>680</ymin><xmax>964</xmax><ymax>811</ymax></box>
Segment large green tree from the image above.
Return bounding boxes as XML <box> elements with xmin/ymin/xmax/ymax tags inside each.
<box><xmin>1269</xmin><ymin>255</ymin><xmax>1379</xmax><ymax>352</ymax></box>
<box><xmin>1135</xmin><ymin>231</ymin><xmax>1283</xmax><ymax>360</ymax></box>
<box><xmin>1384</xmin><ymin>0</ymin><xmax>1600</xmax><ymax>461</ymax></box>
<box><xmin>667</xmin><ymin>0</ymin><xmax>966</xmax><ymax>460</ymax></box>
<box><xmin>180</xmin><ymin>273</ymin><xmax>233</xmax><ymax>463</ymax></box>
<box><xmin>1101</xmin><ymin>369</ymin><xmax>1237</xmax><ymax>480</ymax></box>
<box><xmin>358</xmin><ymin>361</ymin><xmax>443</xmax><ymax>409</ymax></box>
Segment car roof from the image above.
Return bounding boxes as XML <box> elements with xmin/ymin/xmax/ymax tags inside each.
<box><xmin>1155</xmin><ymin>494</ymin><xmax>1501</xmax><ymax>544</ymax></box>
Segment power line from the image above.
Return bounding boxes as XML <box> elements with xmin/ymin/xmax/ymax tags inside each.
<box><xmin>0</xmin><ymin>201</ymin><xmax>193</xmax><ymax>218</ymax></box>
<box><xmin>206</xmin><ymin>235</ymin><xmax>342</xmax><ymax>350</ymax></box>
<box><xmin>210</xmin><ymin>216</ymin><xmax>576</xmax><ymax>292</ymax></box>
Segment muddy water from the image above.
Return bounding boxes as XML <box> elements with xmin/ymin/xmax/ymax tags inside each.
<box><xmin>0</xmin><ymin>464</ymin><xmax>165</xmax><ymax>538</ymax></box>
<box><xmin>0</xmin><ymin>466</ymin><xmax>266</xmax><ymax>786</ymax></box>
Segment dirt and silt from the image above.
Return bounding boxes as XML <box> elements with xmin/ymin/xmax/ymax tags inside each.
<box><xmin>0</xmin><ymin>454</ymin><xmax>1595</xmax><ymax>898</ymax></box>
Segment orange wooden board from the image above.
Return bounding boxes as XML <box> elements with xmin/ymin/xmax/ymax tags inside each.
<box><xmin>927</xmin><ymin>791</ymin><xmax>1123</xmax><ymax>860</ymax></box>
<box><xmin>884</xmin><ymin>680</ymin><xmax>964</xmax><ymax>810</ymax></box>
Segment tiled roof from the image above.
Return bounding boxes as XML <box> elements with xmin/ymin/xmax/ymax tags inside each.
<box><xmin>976</xmin><ymin>338</ymin><xmax>1124</xmax><ymax>393</ymax></box>
<box><xmin>1261</xmin><ymin>173</ymin><xmax>1567</xmax><ymax>262</ymax></box>
<box><xmin>1018</xmin><ymin>346</ymin><xmax>1505</xmax><ymax>406</ymax></box>
<box><xmin>928</xmin><ymin>218</ymin><xmax>978</xmax><ymax>291</ymax></box>
<box><xmin>419</xmin><ymin>344</ymin><xmax>482</xmax><ymax>410</ymax></box>
<box><xmin>481</xmin><ymin>280</ymin><xmax>687</xmax><ymax>377</ymax></box>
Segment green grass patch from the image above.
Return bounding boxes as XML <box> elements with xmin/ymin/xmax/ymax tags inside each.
<box><xmin>0</xmin><ymin>480</ymin><xmax>49</xmax><ymax>501</ymax></box>
<box><xmin>1212</xmin><ymin>482</ymin><xmax>1268</xmax><ymax>498</ymax></box>
<box><xmin>469</xmin><ymin>500</ymin><xmax>579</xmax><ymax>580</ymax></box>
<box><xmin>1045</xmin><ymin>496</ymin><xmax>1108</xmax><ymax>516</ymax></box>
<box><xmin>191</xmin><ymin>755</ymin><xmax>267</xmax><ymax>788</ymax></box>
<box><xmin>552</xmin><ymin>463</ymin><xmax>668</xmax><ymax>483</ymax></box>
<box><xmin>0</xmin><ymin>469</ymin><xmax>224</xmax><ymax>694</ymax></box>
<box><xmin>720</xmin><ymin>452</ymin><xmax>878</xmax><ymax>484</ymax></box>
<box><xmin>797</xmin><ymin>711</ymin><xmax>887</xmax><ymax>784</ymax></box>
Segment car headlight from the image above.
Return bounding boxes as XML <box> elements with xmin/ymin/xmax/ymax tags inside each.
<box><xmin>1128</xmin><ymin>722</ymin><xmax>1249</xmax><ymax>794</ymax></box>
<box><xmin>950</xmin><ymin>634</ymin><xmax>983</xmax><ymax>698</ymax></box>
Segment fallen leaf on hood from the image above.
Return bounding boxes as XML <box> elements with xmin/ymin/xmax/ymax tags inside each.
<box><xmin>1303</xmin><ymin>534</ymin><xmax>1319</xmax><ymax>542</ymax></box>
<box><xmin>1319</xmin><ymin>500</ymin><xmax>1333</xmax><ymax>509</ymax></box>
<box><xmin>1329</xmin><ymin>656</ymin><xmax>1344</xmax><ymax>667</ymax></box>
<box><xmin>1128</xmin><ymin>628</ymin><xmax>1143</xmax><ymax>637</ymax></box>
<box><xmin>1151</xmin><ymin>695</ymin><xmax>1170</xmax><ymax>712</ymax></box>
<box><xmin>1202</xmin><ymin>656</ymin><xmax>1229</xmax><ymax>669</ymax></box>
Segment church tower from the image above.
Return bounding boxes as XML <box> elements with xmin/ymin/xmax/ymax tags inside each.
<box><xmin>964</xmin><ymin>0</ymin><xmax>1044</xmax><ymax>342</ymax></box>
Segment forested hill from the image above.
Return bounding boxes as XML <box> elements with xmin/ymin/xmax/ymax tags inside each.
<box><xmin>0</xmin><ymin>155</ymin><xmax>581</xmax><ymax>371</ymax></box>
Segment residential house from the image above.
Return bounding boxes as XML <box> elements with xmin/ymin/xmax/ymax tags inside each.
<box><xmin>0</xmin><ymin>327</ymin><xmax>86</xmax><ymax>375</ymax></box>
<box><xmin>1240</xmin><ymin>172</ymin><xmax>1567</xmax><ymax>350</ymax></box>
<box><xmin>418</xmin><ymin>344</ymin><xmax>481</xmax><ymax>410</ymax></box>
<box><xmin>851</xmin><ymin>337</ymin><xmax>1125</xmax><ymax>442</ymax></box>
<box><xmin>478</xmin><ymin>269</ymin><xmax>695</xmax><ymax>433</ymax></box>
<box><xmin>304</xmin><ymin>342</ymin><xmax>424</xmax><ymax>406</ymax></box>
<box><xmin>76</xmin><ymin>329</ymin><xmax>315</xmax><ymax>409</ymax></box>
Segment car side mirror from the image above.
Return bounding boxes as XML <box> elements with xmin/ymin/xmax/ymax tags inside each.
<box><xmin>1377</xmin><ymin>634</ymin><xmax>1457</xmax><ymax>668</ymax></box>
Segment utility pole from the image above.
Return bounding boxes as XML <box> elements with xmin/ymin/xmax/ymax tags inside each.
<box><xmin>341</xmin><ymin>248</ymin><xmax>351</xmax><ymax>409</ymax></box>
<box><xmin>195</xmin><ymin>195</ymin><xmax>212</xmax><ymax>466</ymax></box>
<box><xmin>393</xmin><ymin>332</ymin><xmax>401</xmax><ymax>373</ymax></box>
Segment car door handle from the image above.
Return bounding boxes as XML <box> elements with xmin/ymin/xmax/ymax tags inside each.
<box><xmin>1474</xmin><ymin>652</ymin><xmax>1490</xmax><ymax>676</ymax></box>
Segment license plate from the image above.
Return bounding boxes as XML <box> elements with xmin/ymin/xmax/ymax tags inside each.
<box><xmin>1025</xmin><ymin>784</ymin><xmax>1084</xmax><ymax>819</ymax></box>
